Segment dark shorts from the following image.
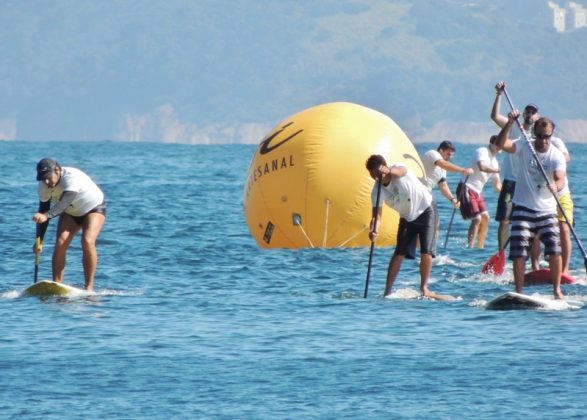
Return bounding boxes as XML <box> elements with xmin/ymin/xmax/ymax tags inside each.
<box><xmin>71</xmin><ymin>202</ymin><xmax>107</xmax><ymax>226</ymax></box>
<box><xmin>495</xmin><ymin>179</ymin><xmax>516</xmax><ymax>222</ymax></box>
<box><xmin>394</xmin><ymin>206</ymin><xmax>437</xmax><ymax>259</ymax></box>
<box><xmin>509</xmin><ymin>205</ymin><xmax>560</xmax><ymax>260</ymax></box>
<box><xmin>457</xmin><ymin>182</ymin><xmax>487</xmax><ymax>220</ymax></box>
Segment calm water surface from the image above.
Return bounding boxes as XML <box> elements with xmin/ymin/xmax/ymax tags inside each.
<box><xmin>1</xmin><ymin>141</ymin><xmax>587</xmax><ymax>419</ymax></box>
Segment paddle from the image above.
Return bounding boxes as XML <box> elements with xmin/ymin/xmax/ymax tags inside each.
<box><xmin>443</xmin><ymin>175</ymin><xmax>469</xmax><ymax>248</ymax></box>
<box><xmin>502</xmin><ymin>87</ymin><xmax>587</xmax><ymax>276</ymax></box>
<box><xmin>482</xmin><ymin>237</ymin><xmax>510</xmax><ymax>275</ymax></box>
<box><xmin>364</xmin><ymin>174</ymin><xmax>382</xmax><ymax>298</ymax></box>
<box><xmin>34</xmin><ymin>236</ymin><xmax>42</xmax><ymax>284</ymax></box>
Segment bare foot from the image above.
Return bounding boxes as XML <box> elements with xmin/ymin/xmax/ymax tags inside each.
<box><xmin>554</xmin><ymin>289</ymin><xmax>565</xmax><ymax>300</ymax></box>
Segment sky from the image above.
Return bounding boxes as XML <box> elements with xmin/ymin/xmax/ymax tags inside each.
<box><xmin>1</xmin><ymin>0</ymin><xmax>586</xmax><ymax>143</ymax></box>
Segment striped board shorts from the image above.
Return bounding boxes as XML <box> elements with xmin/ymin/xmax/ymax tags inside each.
<box><xmin>509</xmin><ymin>205</ymin><xmax>561</xmax><ymax>260</ymax></box>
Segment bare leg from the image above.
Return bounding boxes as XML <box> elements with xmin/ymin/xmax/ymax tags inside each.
<box><xmin>549</xmin><ymin>254</ymin><xmax>564</xmax><ymax>299</ymax></box>
<box><xmin>476</xmin><ymin>213</ymin><xmax>489</xmax><ymax>249</ymax></box>
<box><xmin>512</xmin><ymin>257</ymin><xmax>526</xmax><ymax>294</ymax></box>
<box><xmin>384</xmin><ymin>254</ymin><xmax>404</xmax><ymax>296</ymax></box>
<box><xmin>419</xmin><ymin>253</ymin><xmax>433</xmax><ymax>296</ymax></box>
<box><xmin>81</xmin><ymin>213</ymin><xmax>106</xmax><ymax>290</ymax></box>
<box><xmin>52</xmin><ymin>215</ymin><xmax>81</xmax><ymax>283</ymax></box>
<box><xmin>467</xmin><ymin>216</ymin><xmax>481</xmax><ymax>248</ymax></box>
<box><xmin>559</xmin><ymin>222</ymin><xmax>571</xmax><ymax>274</ymax></box>
<box><xmin>530</xmin><ymin>236</ymin><xmax>541</xmax><ymax>271</ymax></box>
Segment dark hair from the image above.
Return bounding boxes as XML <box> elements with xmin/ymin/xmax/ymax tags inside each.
<box><xmin>437</xmin><ymin>140</ymin><xmax>455</xmax><ymax>152</ymax></box>
<box><xmin>365</xmin><ymin>154</ymin><xmax>387</xmax><ymax>171</ymax></box>
<box><xmin>489</xmin><ymin>135</ymin><xmax>498</xmax><ymax>144</ymax></box>
<box><xmin>534</xmin><ymin>117</ymin><xmax>555</xmax><ymax>132</ymax></box>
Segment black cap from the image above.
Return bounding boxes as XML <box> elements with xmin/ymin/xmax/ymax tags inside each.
<box><xmin>36</xmin><ymin>158</ymin><xmax>58</xmax><ymax>181</ymax></box>
<box><xmin>524</xmin><ymin>103</ymin><xmax>539</xmax><ymax>113</ymax></box>
<box><xmin>438</xmin><ymin>140</ymin><xmax>455</xmax><ymax>151</ymax></box>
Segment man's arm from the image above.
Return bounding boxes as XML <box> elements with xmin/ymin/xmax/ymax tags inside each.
<box><xmin>435</xmin><ymin>159</ymin><xmax>473</xmax><ymax>176</ymax></box>
<box><xmin>477</xmin><ymin>160</ymin><xmax>500</xmax><ymax>174</ymax></box>
<box><xmin>491</xmin><ymin>81</ymin><xmax>508</xmax><ymax>128</ymax></box>
<box><xmin>36</xmin><ymin>200</ymin><xmax>51</xmax><ymax>242</ymax></box>
<box><xmin>495</xmin><ymin>110</ymin><xmax>519</xmax><ymax>154</ymax></box>
<box><xmin>369</xmin><ymin>206</ymin><xmax>383</xmax><ymax>241</ymax></box>
<box><xmin>388</xmin><ymin>165</ymin><xmax>407</xmax><ymax>178</ymax></box>
<box><xmin>553</xmin><ymin>170</ymin><xmax>566</xmax><ymax>194</ymax></box>
<box><xmin>438</xmin><ymin>180</ymin><xmax>458</xmax><ymax>207</ymax></box>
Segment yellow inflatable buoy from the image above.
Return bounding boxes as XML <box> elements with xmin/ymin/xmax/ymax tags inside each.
<box><xmin>243</xmin><ymin>102</ymin><xmax>424</xmax><ymax>248</ymax></box>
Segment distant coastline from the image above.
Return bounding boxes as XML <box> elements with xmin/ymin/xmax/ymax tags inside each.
<box><xmin>3</xmin><ymin>118</ymin><xmax>586</xmax><ymax>144</ymax></box>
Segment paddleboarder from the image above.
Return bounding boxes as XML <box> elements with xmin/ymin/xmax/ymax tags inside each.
<box><xmin>421</xmin><ymin>140</ymin><xmax>473</xmax><ymax>206</ymax></box>
<box><xmin>421</xmin><ymin>141</ymin><xmax>473</xmax><ymax>251</ymax></box>
<box><xmin>545</xmin><ymin>135</ymin><xmax>574</xmax><ymax>274</ymax></box>
<box><xmin>491</xmin><ymin>81</ymin><xmax>539</xmax><ymax>250</ymax></box>
<box><xmin>491</xmin><ymin>82</ymin><xmax>575</xmax><ymax>275</ymax></box>
<box><xmin>366</xmin><ymin>154</ymin><xmax>449</xmax><ymax>300</ymax></box>
<box><xmin>495</xmin><ymin>113</ymin><xmax>566</xmax><ymax>299</ymax></box>
<box><xmin>458</xmin><ymin>135</ymin><xmax>502</xmax><ymax>249</ymax></box>
<box><xmin>32</xmin><ymin>158</ymin><xmax>106</xmax><ymax>291</ymax></box>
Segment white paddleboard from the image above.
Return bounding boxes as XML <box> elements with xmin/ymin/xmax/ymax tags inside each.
<box><xmin>486</xmin><ymin>291</ymin><xmax>580</xmax><ymax>311</ymax></box>
<box><xmin>385</xmin><ymin>288</ymin><xmax>457</xmax><ymax>301</ymax></box>
<box><xmin>23</xmin><ymin>280</ymin><xmax>85</xmax><ymax>297</ymax></box>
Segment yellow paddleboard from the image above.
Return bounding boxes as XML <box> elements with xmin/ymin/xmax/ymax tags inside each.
<box><xmin>23</xmin><ymin>280</ymin><xmax>84</xmax><ymax>297</ymax></box>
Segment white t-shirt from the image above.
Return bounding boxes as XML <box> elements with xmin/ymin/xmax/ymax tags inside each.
<box><xmin>464</xmin><ymin>146</ymin><xmax>499</xmax><ymax>193</ymax></box>
<box><xmin>38</xmin><ymin>167</ymin><xmax>104</xmax><ymax>217</ymax></box>
<box><xmin>500</xmin><ymin>127</ymin><xmax>530</xmax><ymax>182</ymax></box>
<box><xmin>512</xmin><ymin>140</ymin><xmax>566</xmax><ymax>213</ymax></box>
<box><xmin>499</xmin><ymin>152</ymin><xmax>517</xmax><ymax>182</ymax></box>
<box><xmin>371</xmin><ymin>163</ymin><xmax>432</xmax><ymax>222</ymax></box>
<box><xmin>421</xmin><ymin>149</ymin><xmax>446</xmax><ymax>192</ymax></box>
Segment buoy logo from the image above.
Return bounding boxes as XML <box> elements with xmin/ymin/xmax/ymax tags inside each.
<box><xmin>258</xmin><ymin>121</ymin><xmax>303</xmax><ymax>155</ymax></box>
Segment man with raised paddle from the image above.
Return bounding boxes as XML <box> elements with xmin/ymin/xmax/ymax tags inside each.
<box><xmin>495</xmin><ymin>113</ymin><xmax>566</xmax><ymax>299</ymax></box>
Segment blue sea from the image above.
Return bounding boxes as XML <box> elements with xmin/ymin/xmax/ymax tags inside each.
<box><xmin>2</xmin><ymin>140</ymin><xmax>587</xmax><ymax>419</ymax></box>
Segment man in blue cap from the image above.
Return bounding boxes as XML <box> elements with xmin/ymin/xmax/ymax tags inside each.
<box><xmin>32</xmin><ymin>158</ymin><xmax>106</xmax><ymax>290</ymax></box>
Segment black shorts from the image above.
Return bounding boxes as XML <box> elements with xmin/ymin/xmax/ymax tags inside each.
<box><xmin>394</xmin><ymin>206</ymin><xmax>437</xmax><ymax>259</ymax></box>
<box><xmin>495</xmin><ymin>179</ymin><xmax>516</xmax><ymax>222</ymax></box>
<box><xmin>71</xmin><ymin>202</ymin><xmax>107</xmax><ymax>226</ymax></box>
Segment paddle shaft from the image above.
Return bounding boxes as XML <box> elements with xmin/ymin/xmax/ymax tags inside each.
<box><xmin>364</xmin><ymin>174</ymin><xmax>383</xmax><ymax>298</ymax></box>
<box><xmin>501</xmin><ymin>236</ymin><xmax>511</xmax><ymax>252</ymax></box>
<box><xmin>34</xmin><ymin>236</ymin><xmax>41</xmax><ymax>283</ymax></box>
<box><xmin>502</xmin><ymin>88</ymin><xmax>587</xmax><ymax>273</ymax></box>
<box><xmin>443</xmin><ymin>175</ymin><xmax>469</xmax><ymax>248</ymax></box>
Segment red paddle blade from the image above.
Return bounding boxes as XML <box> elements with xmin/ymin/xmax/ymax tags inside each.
<box><xmin>482</xmin><ymin>250</ymin><xmax>506</xmax><ymax>275</ymax></box>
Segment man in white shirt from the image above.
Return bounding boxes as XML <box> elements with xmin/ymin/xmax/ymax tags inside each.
<box><xmin>529</xmin><ymin>134</ymin><xmax>573</xmax><ymax>274</ymax></box>
<box><xmin>491</xmin><ymin>81</ymin><xmax>539</xmax><ymax>249</ymax></box>
<box><xmin>421</xmin><ymin>140</ymin><xmax>473</xmax><ymax>205</ymax></box>
<box><xmin>32</xmin><ymin>158</ymin><xmax>106</xmax><ymax>291</ymax></box>
<box><xmin>458</xmin><ymin>136</ymin><xmax>501</xmax><ymax>248</ymax></box>
<box><xmin>495</xmin><ymin>114</ymin><xmax>566</xmax><ymax>299</ymax></box>
<box><xmin>366</xmin><ymin>154</ymin><xmax>448</xmax><ymax>300</ymax></box>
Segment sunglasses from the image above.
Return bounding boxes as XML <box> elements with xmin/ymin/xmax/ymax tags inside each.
<box><xmin>535</xmin><ymin>133</ymin><xmax>552</xmax><ymax>140</ymax></box>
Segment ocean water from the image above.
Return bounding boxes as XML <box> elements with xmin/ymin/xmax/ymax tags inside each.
<box><xmin>2</xmin><ymin>140</ymin><xmax>587</xmax><ymax>419</ymax></box>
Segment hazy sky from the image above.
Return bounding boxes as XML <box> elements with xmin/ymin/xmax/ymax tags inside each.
<box><xmin>1</xmin><ymin>0</ymin><xmax>586</xmax><ymax>143</ymax></box>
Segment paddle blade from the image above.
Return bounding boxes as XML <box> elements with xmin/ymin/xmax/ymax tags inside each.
<box><xmin>482</xmin><ymin>250</ymin><xmax>506</xmax><ymax>275</ymax></box>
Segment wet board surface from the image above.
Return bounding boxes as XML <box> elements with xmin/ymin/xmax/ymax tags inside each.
<box><xmin>23</xmin><ymin>280</ymin><xmax>84</xmax><ymax>297</ymax></box>
<box><xmin>486</xmin><ymin>291</ymin><xmax>580</xmax><ymax>311</ymax></box>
